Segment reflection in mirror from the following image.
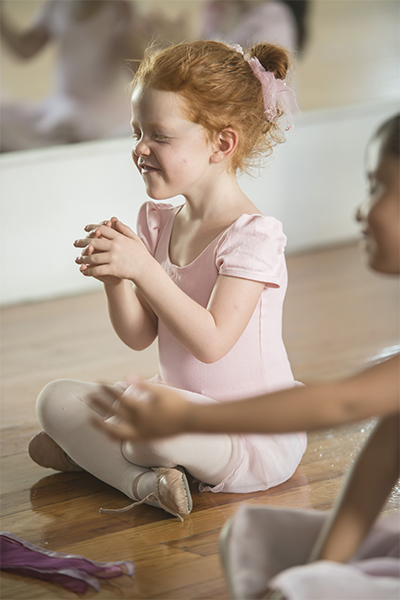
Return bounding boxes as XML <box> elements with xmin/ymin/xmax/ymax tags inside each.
<box><xmin>0</xmin><ymin>0</ymin><xmax>189</xmax><ymax>153</ymax></box>
<box><xmin>1</xmin><ymin>1</ymin><xmax>399</xmax><ymax>154</ymax></box>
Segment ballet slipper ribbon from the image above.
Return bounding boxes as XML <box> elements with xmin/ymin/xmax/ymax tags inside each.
<box><xmin>247</xmin><ymin>56</ymin><xmax>299</xmax><ymax>132</ymax></box>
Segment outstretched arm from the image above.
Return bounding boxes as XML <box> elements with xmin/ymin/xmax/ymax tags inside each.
<box><xmin>89</xmin><ymin>354</ymin><xmax>399</xmax><ymax>442</ymax></box>
<box><xmin>308</xmin><ymin>413</ymin><xmax>400</xmax><ymax>563</ymax></box>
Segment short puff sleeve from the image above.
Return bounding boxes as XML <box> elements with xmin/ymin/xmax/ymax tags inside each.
<box><xmin>215</xmin><ymin>214</ymin><xmax>287</xmax><ymax>287</ymax></box>
<box><xmin>136</xmin><ymin>201</ymin><xmax>173</xmax><ymax>256</ymax></box>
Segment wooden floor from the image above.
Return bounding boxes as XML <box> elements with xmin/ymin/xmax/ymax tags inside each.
<box><xmin>1</xmin><ymin>241</ymin><xmax>399</xmax><ymax>599</ymax></box>
<box><xmin>1</xmin><ymin>2</ymin><xmax>399</xmax><ymax>597</ymax></box>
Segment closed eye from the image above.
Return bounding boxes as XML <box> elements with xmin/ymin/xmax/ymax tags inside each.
<box><xmin>368</xmin><ymin>175</ymin><xmax>383</xmax><ymax>197</ymax></box>
<box><xmin>153</xmin><ymin>134</ymin><xmax>170</xmax><ymax>143</ymax></box>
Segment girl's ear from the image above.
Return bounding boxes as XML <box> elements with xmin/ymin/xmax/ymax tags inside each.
<box><xmin>210</xmin><ymin>128</ymin><xmax>239</xmax><ymax>164</ymax></box>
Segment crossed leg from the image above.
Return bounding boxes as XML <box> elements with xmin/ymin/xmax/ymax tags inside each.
<box><xmin>35</xmin><ymin>379</ymin><xmax>241</xmax><ymax>504</ymax></box>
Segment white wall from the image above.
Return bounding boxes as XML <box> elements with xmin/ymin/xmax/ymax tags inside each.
<box><xmin>1</xmin><ymin>100</ymin><xmax>398</xmax><ymax>306</ymax></box>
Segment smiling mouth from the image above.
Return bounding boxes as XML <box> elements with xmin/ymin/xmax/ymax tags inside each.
<box><xmin>139</xmin><ymin>164</ymin><xmax>160</xmax><ymax>174</ymax></box>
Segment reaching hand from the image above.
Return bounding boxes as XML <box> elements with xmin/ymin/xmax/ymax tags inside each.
<box><xmin>74</xmin><ymin>218</ymin><xmax>151</xmax><ymax>283</ymax></box>
<box><xmin>89</xmin><ymin>378</ymin><xmax>191</xmax><ymax>442</ymax></box>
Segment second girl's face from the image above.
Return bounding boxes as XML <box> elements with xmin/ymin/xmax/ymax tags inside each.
<box><xmin>130</xmin><ymin>85</ymin><xmax>216</xmax><ymax>200</ymax></box>
<box><xmin>359</xmin><ymin>136</ymin><xmax>400</xmax><ymax>275</ymax></box>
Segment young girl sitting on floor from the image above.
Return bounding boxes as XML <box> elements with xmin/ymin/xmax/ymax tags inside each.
<box><xmin>29</xmin><ymin>40</ymin><xmax>306</xmax><ymax>521</ymax></box>
<box><xmin>88</xmin><ymin>114</ymin><xmax>399</xmax><ymax>598</ymax></box>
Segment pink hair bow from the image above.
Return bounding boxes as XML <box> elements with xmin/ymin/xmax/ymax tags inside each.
<box><xmin>247</xmin><ymin>57</ymin><xmax>299</xmax><ymax>132</ymax></box>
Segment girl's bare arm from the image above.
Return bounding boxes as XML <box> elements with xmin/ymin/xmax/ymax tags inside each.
<box><xmin>308</xmin><ymin>413</ymin><xmax>400</xmax><ymax>563</ymax></box>
<box><xmin>74</xmin><ymin>220</ymin><xmax>157</xmax><ymax>350</ymax></box>
<box><xmin>104</xmin><ymin>280</ymin><xmax>158</xmax><ymax>351</ymax></box>
<box><xmin>136</xmin><ymin>262</ymin><xmax>265</xmax><ymax>363</ymax></box>
<box><xmin>90</xmin><ymin>355</ymin><xmax>399</xmax><ymax>442</ymax></box>
<box><xmin>188</xmin><ymin>354</ymin><xmax>400</xmax><ymax>433</ymax></box>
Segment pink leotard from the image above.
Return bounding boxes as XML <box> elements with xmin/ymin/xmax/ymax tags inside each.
<box><xmin>138</xmin><ymin>201</ymin><xmax>295</xmax><ymax>398</ymax></box>
<box><xmin>137</xmin><ymin>201</ymin><xmax>307</xmax><ymax>492</ymax></box>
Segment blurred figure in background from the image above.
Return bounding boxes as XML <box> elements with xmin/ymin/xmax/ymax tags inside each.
<box><xmin>200</xmin><ymin>0</ymin><xmax>310</xmax><ymax>56</ymax></box>
<box><xmin>1</xmin><ymin>0</ymin><xmax>135</xmax><ymax>151</ymax></box>
<box><xmin>0</xmin><ymin>0</ymin><xmax>187</xmax><ymax>152</ymax></box>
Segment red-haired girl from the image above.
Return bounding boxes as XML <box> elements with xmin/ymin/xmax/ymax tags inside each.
<box><xmin>30</xmin><ymin>41</ymin><xmax>304</xmax><ymax>521</ymax></box>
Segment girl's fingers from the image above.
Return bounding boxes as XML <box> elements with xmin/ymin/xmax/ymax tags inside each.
<box><xmin>91</xmin><ymin>414</ymin><xmax>139</xmax><ymax>442</ymax></box>
<box><xmin>78</xmin><ymin>244</ymin><xmax>96</xmax><ymax>257</ymax></box>
<box><xmin>114</xmin><ymin>220</ymin><xmax>137</xmax><ymax>239</ymax></box>
<box><xmin>74</xmin><ymin>224</ymin><xmax>118</xmax><ymax>247</ymax></box>
<box><xmin>75</xmin><ymin>252</ymin><xmax>111</xmax><ymax>266</ymax></box>
<box><xmin>90</xmin><ymin>398</ymin><xmax>116</xmax><ymax>420</ymax></box>
<box><xmin>92</xmin><ymin>225</ymin><xmax>119</xmax><ymax>240</ymax></box>
<box><xmin>74</xmin><ymin>237</ymin><xmax>97</xmax><ymax>248</ymax></box>
<box><xmin>89</xmin><ymin>384</ymin><xmax>122</xmax><ymax>412</ymax></box>
<box><xmin>89</xmin><ymin>386</ymin><xmax>139</xmax><ymax>422</ymax></box>
<box><xmin>126</xmin><ymin>376</ymin><xmax>156</xmax><ymax>400</ymax></box>
<box><xmin>74</xmin><ymin>237</ymin><xmax>111</xmax><ymax>251</ymax></box>
<box><xmin>79</xmin><ymin>265</ymin><xmax>109</xmax><ymax>277</ymax></box>
<box><xmin>84</xmin><ymin>220</ymin><xmax>112</xmax><ymax>232</ymax></box>
<box><xmin>100</xmin><ymin>384</ymin><xmax>124</xmax><ymax>402</ymax></box>
<box><xmin>73</xmin><ymin>238</ymin><xmax>90</xmax><ymax>248</ymax></box>
<box><xmin>90</xmin><ymin>383</ymin><xmax>147</xmax><ymax>419</ymax></box>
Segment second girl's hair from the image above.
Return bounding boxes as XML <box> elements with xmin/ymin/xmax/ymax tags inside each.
<box><xmin>376</xmin><ymin>114</ymin><xmax>400</xmax><ymax>158</ymax></box>
<box><xmin>130</xmin><ymin>40</ymin><xmax>293</xmax><ymax>173</ymax></box>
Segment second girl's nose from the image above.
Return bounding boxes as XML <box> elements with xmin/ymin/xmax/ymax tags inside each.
<box><xmin>355</xmin><ymin>199</ymin><xmax>370</xmax><ymax>224</ymax></box>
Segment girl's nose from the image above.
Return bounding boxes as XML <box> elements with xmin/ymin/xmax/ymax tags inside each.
<box><xmin>355</xmin><ymin>206</ymin><xmax>363</xmax><ymax>223</ymax></box>
<box><xmin>133</xmin><ymin>138</ymin><xmax>150</xmax><ymax>157</ymax></box>
<box><xmin>355</xmin><ymin>200</ymin><xmax>369</xmax><ymax>224</ymax></box>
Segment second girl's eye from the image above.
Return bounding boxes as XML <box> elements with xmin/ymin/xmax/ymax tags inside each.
<box><xmin>369</xmin><ymin>180</ymin><xmax>384</xmax><ymax>198</ymax></box>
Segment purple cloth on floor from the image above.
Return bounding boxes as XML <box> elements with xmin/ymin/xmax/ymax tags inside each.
<box><xmin>0</xmin><ymin>532</ymin><xmax>134</xmax><ymax>594</ymax></box>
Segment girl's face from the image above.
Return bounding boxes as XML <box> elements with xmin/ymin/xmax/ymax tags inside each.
<box><xmin>358</xmin><ymin>136</ymin><xmax>400</xmax><ymax>275</ymax></box>
<box><xmin>130</xmin><ymin>85</ymin><xmax>216</xmax><ymax>201</ymax></box>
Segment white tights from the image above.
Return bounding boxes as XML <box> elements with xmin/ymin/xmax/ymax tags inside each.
<box><xmin>36</xmin><ymin>379</ymin><xmax>241</xmax><ymax>500</ymax></box>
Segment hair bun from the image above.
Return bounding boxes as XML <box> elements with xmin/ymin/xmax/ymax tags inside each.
<box><xmin>249</xmin><ymin>43</ymin><xmax>291</xmax><ymax>80</ymax></box>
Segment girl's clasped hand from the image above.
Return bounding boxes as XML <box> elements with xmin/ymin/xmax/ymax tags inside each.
<box><xmin>74</xmin><ymin>218</ymin><xmax>150</xmax><ymax>283</ymax></box>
